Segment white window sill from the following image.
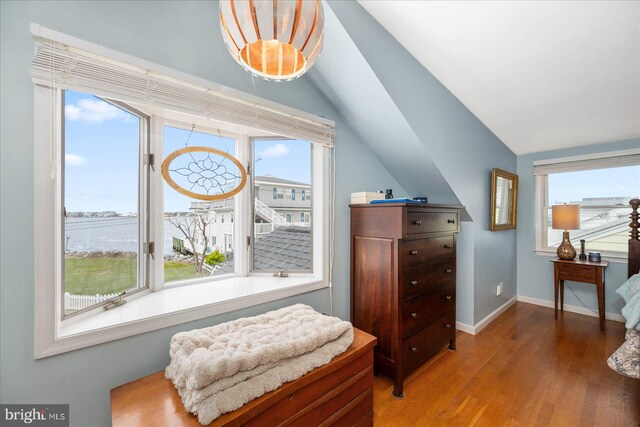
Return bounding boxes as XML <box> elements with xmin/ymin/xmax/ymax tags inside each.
<box><xmin>534</xmin><ymin>249</ymin><xmax>627</xmax><ymax>264</ymax></box>
<box><xmin>38</xmin><ymin>276</ymin><xmax>327</xmax><ymax>359</ymax></box>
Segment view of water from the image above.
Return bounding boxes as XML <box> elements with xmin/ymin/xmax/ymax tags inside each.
<box><xmin>65</xmin><ymin>217</ymin><xmax>183</xmax><ymax>255</ymax></box>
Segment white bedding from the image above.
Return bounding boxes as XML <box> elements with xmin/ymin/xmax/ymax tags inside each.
<box><xmin>165</xmin><ymin>304</ymin><xmax>354</xmax><ymax>424</ymax></box>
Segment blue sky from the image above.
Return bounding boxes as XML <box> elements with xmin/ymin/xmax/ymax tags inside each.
<box><xmin>64</xmin><ymin>90</ymin><xmax>311</xmax><ymax>213</ymax></box>
<box><xmin>548</xmin><ymin>165</ymin><xmax>639</xmax><ymax>205</ymax></box>
<box><xmin>64</xmin><ymin>91</ymin><xmax>139</xmax><ymax>213</ymax></box>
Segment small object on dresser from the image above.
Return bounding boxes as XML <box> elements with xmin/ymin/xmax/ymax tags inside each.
<box><xmin>589</xmin><ymin>252</ymin><xmax>602</xmax><ymax>262</ymax></box>
<box><xmin>579</xmin><ymin>239</ymin><xmax>587</xmax><ymax>260</ymax></box>
<box><xmin>350</xmin><ymin>191</ymin><xmax>385</xmax><ymax>204</ymax></box>
<box><xmin>413</xmin><ymin>196</ymin><xmax>428</xmax><ymax>203</ymax></box>
<box><xmin>385</xmin><ymin>188</ymin><xmax>394</xmax><ymax>199</ymax></box>
<box><xmin>370</xmin><ymin>198</ymin><xmax>422</xmax><ymax>204</ymax></box>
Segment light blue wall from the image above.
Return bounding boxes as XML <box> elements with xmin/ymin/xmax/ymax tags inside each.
<box><xmin>516</xmin><ymin>138</ymin><xmax>640</xmax><ymax>315</ymax></box>
<box><xmin>0</xmin><ymin>1</ymin><xmax>406</xmax><ymax>426</ymax></box>
<box><xmin>310</xmin><ymin>4</ymin><xmax>480</xmax><ymax>326</ymax></box>
<box><xmin>326</xmin><ymin>1</ymin><xmax>518</xmax><ymax>324</ymax></box>
<box><xmin>310</xmin><ymin>6</ymin><xmax>461</xmax><ymax>206</ymax></box>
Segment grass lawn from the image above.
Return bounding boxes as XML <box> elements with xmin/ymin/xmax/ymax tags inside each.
<box><xmin>164</xmin><ymin>260</ymin><xmax>202</xmax><ymax>283</ymax></box>
<box><xmin>64</xmin><ymin>257</ymin><xmax>198</xmax><ymax>295</ymax></box>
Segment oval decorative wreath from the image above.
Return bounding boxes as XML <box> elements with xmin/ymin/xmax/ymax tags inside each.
<box><xmin>161</xmin><ymin>146</ymin><xmax>247</xmax><ymax>201</ymax></box>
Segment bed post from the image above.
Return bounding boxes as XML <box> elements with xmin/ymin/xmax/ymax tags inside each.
<box><xmin>629</xmin><ymin>198</ymin><xmax>640</xmax><ymax>278</ymax></box>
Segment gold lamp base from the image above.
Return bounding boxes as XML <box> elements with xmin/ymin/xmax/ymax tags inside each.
<box><xmin>556</xmin><ymin>231</ymin><xmax>576</xmax><ymax>260</ymax></box>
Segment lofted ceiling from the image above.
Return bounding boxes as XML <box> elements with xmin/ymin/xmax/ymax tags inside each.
<box><xmin>357</xmin><ymin>0</ymin><xmax>640</xmax><ymax>155</ymax></box>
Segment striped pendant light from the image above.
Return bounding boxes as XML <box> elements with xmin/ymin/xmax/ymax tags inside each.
<box><xmin>220</xmin><ymin>0</ymin><xmax>324</xmax><ymax>81</ymax></box>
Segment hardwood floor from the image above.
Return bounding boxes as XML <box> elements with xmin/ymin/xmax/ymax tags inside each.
<box><xmin>372</xmin><ymin>302</ymin><xmax>639</xmax><ymax>426</ymax></box>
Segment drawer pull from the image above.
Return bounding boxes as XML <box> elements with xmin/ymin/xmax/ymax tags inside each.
<box><xmin>445</xmin><ymin>323</ymin><xmax>452</xmax><ymax>329</ymax></box>
<box><xmin>445</xmin><ymin>295</ymin><xmax>452</xmax><ymax>300</ymax></box>
<box><xmin>445</xmin><ymin>268</ymin><xmax>452</xmax><ymax>273</ymax></box>
<box><xmin>410</xmin><ymin>312</ymin><xmax>418</xmax><ymax>319</ymax></box>
<box><xmin>448</xmin><ymin>219</ymin><xmax>456</xmax><ymax>224</ymax></box>
<box><xmin>444</xmin><ymin>244</ymin><xmax>452</xmax><ymax>249</ymax></box>
<box><xmin>410</xmin><ymin>250</ymin><xmax>418</xmax><ymax>256</ymax></box>
<box><xmin>410</xmin><ymin>346</ymin><xmax>417</xmax><ymax>352</ymax></box>
<box><xmin>413</xmin><ymin>220</ymin><xmax>422</xmax><ymax>225</ymax></box>
<box><xmin>410</xmin><ymin>280</ymin><xmax>418</xmax><ymax>287</ymax></box>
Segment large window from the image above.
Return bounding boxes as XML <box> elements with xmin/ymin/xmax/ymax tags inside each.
<box><xmin>162</xmin><ymin>126</ymin><xmax>237</xmax><ymax>285</ymax></box>
<box><xmin>63</xmin><ymin>90</ymin><xmax>149</xmax><ymax>316</ymax></box>
<box><xmin>252</xmin><ymin>139</ymin><xmax>312</xmax><ymax>273</ymax></box>
<box><xmin>535</xmin><ymin>151</ymin><xmax>640</xmax><ymax>256</ymax></box>
<box><xmin>32</xmin><ymin>26</ymin><xmax>334</xmax><ymax>358</ymax></box>
<box><xmin>61</xmin><ymin>103</ymin><xmax>322</xmax><ymax>314</ymax></box>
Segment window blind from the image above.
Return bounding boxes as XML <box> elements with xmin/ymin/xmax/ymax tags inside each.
<box><xmin>30</xmin><ymin>37</ymin><xmax>334</xmax><ymax>147</ymax></box>
<box><xmin>533</xmin><ymin>151</ymin><xmax>640</xmax><ymax>175</ymax></box>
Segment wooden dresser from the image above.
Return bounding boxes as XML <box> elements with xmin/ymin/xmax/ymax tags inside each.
<box><xmin>350</xmin><ymin>203</ymin><xmax>462</xmax><ymax>397</ymax></box>
<box><xmin>111</xmin><ymin>329</ymin><xmax>376</xmax><ymax>426</ymax></box>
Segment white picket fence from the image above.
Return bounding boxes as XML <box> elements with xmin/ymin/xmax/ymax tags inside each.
<box><xmin>64</xmin><ymin>292</ymin><xmax>120</xmax><ymax>310</ymax></box>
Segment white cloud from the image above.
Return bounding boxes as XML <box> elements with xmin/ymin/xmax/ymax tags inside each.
<box><xmin>260</xmin><ymin>143</ymin><xmax>289</xmax><ymax>159</ymax></box>
<box><xmin>65</xmin><ymin>98</ymin><xmax>128</xmax><ymax>124</ymax></box>
<box><xmin>65</xmin><ymin>153</ymin><xmax>88</xmax><ymax>166</ymax></box>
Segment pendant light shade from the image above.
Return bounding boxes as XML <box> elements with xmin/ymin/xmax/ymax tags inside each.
<box><xmin>220</xmin><ymin>0</ymin><xmax>324</xmax><ymax>81</ymax></box>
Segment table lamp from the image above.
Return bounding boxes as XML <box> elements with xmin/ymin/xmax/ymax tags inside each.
<box><xmin>552</xmin><ymin>203</ymin><xmax>580</xmax><ymax>260</ymax></box>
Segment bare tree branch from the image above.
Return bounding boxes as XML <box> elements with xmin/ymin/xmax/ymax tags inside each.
<box><xmin>168</xmin><ymin>211</ymin><xmax>214</xmax><ymax>275</ymax></box>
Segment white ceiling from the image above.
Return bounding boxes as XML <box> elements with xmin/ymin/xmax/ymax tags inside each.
<box><xmin>357</xmin><ymin>1</ymin><xmax>640</xmax><ymax>155</ymax></box>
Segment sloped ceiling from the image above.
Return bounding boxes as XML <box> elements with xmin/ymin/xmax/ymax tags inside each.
<box><xmin>314</xmin><ymin>1</ymin><xmax>518</xmax><ymax>325</ymax></box>
<box><xmin>357</xmin><ymin>0</ymin><xmax>640</xmax><ymax>155</ymax></box>
<box><xmin>309</xmin><ymin>5</ymin><xmax>462</xmax><ymax>206</ymax></box>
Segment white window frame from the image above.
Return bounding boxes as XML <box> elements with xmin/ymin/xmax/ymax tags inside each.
<box><xmin>534</xmin><ymin>148</ymin><xmax>640</xmax><ymax>262</ymax></box>
<box><xmin>32</xmin><ymin>25</ymin><xmax>334</xmax><ymax>359</ymax></box>
<box><xmin>60</xmin><ymin>93</ymin><xmax>152</xmax><ymax>319</ymax></box>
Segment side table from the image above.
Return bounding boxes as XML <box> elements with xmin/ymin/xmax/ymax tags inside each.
<box><xmin>551</xmin><ymin>257</ymin><xmax>608</xmax><ymax>330</ymax></box>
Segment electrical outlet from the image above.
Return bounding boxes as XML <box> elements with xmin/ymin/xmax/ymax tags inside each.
<box><xmin>496</xmin><ymin>282</ymin><xmax>503</xmax><ymax>296</ymax></box>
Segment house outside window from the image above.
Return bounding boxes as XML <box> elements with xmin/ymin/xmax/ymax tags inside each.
<box><xmin>534</xmin><ymin>150</ymin><xmax>640</xmax><ymax>257</ymax></box>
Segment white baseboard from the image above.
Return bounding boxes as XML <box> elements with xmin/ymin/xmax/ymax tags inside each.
<box><xmin>455</xmin><ymin>294</ymin><xmax>625</xmax><ymax>337</ymax></box>
<box><xmin>474</xmin><ymin>296</ymin><xmax>518</xmax><ymax>334</ymax></box>
<box><xmin>516</xmin><ymin>295</ymin><xmax>625</xmax><ymax>323</ymax></box>
<box><xmin>455</xmin><ymin>321</ymin><xmax>475</xmax><ymax>334</ymax></box>
<box><xmin>455</xmin><ymin>296</ymin><xmax>517</xmax><ymax>336</ymax></box>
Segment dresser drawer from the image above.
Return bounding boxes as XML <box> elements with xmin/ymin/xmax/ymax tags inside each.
<box><xmin>402</xmin><ymin>284</ymin><xmax>455</xmax><ymax>337</ymax></box>
<box><xmin>402</xmin><ymin>259</ymin><xmax>455</xmax><ymax>299</ymax></box>
<box><xmin>403</xmin><ymin>311</ymin><xmax>455</xmax><ymax>376</ymax></box>
<box><xmin>402</xmin><ymin>236</ymin><xmax>455</xmax><ymax>268</ymax></box>
<box><xmin>558</xmin><ymin>263</ymin><xmax>597</xmax><ymax>282</ymax></box>
<box><xmin>406</xmin><ymin>211</ymin><xmax>458</xmax><ymax>236</ymax></box>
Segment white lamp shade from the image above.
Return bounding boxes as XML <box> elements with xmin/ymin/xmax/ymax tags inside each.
<box><xmin>220</xmin><ymin>0</ymin><xmax>324</xmax><ymax>81</ymax></box>
<box><xmin>552</xmin><ymin>204</ymin><xmax>580</xmax><ymax>230</ymax></box>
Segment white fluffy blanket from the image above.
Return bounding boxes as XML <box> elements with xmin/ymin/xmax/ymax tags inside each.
<box><xmin>165</xmin><ymin>304</ymin><xmax>354</xmax><ymax>425</ymax></box>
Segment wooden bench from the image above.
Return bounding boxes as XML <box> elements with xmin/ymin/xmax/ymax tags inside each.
<box><xmin>111</xmin><ymin>328</ymin><xmax>376</xmax><ymax>426</ymax></box>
